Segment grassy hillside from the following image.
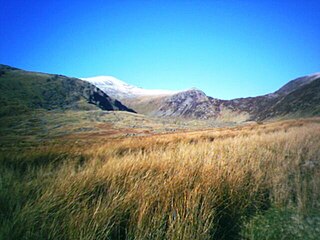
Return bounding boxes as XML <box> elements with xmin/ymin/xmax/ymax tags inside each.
<box><xmin>0</xmin><ymin>64</ymin><xmax>134</xmax><ymax>117</ymax></box>
<box><xmin>1</xmin><ymin>118</ymin><xmax>320</xmax><ymax>239</ymax></box>
<box><xmin>257</xmin><ymin>78</ymin><xmax>320</xmax><ymax>120</ymax></box>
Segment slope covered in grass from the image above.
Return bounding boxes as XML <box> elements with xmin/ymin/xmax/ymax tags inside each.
<box><xmin>0</xmin><ymin>64</ymin><xmax>134</xmax><ymax>117</ymax></box>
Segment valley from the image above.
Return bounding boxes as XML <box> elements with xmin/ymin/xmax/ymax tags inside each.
<box><xmin>2</xmin><ymin>0</ymin><xmax>319</xmax><ymax>238</ymax></box>
<box><xmin>1</xmin><ymin>64</ymin><xmax>320</xmax><ymax>239</ymax></box>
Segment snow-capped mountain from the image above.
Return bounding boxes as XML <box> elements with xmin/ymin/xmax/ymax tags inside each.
<box><xmin>80</xmin><ymin>76</ymin><xmax>177</xmax><ymax>100</ymax></box>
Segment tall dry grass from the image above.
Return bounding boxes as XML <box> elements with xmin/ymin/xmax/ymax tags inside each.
<box><xmin>1</xmin><ymin>119</ymin><xmax>320</xmax><ymax>239</ymax></box>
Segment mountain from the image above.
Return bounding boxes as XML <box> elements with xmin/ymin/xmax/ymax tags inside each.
<box><xmin>81</xmin><ymin>76</ymin><xmax>218</xmax><ymax>118</ymax></box>
<box><xmin>82</xmin><ymin>73</ymin><xmax>320</xmax><ymax>122</ymax></box>
<box><xmin>81</xmin><ymin>76</ymin><xmax>176</xmax><ymax>99</ymax></box>
<box><xmin>0</xmin><ymin>64</ymin><xmax>135</xmax><ymax>117</ymax></box>
<box><xmin>155</xmin><ymin>88</ymin><xmax>219</xmax><ymax>119</ymax></box>
<box><xmin>81</xmin><ymin>76</ymin><xmax>177</xmax><ymax>116</ymax></box>
<box><xmin>2</xmin><ymin>64</ymin><xmax>318</xmax><ymax>122</ymax></box>
<box><xmin>273</xmin><ymin>73</ymin><xmax>320</xmax><ymax>97</ymax></box>
<box><xmin>256</xmin><ymin>76</ymin><xmax>320</xmax><ymax>120</ymax></box>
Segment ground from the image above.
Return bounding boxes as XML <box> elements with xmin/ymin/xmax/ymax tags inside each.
<box><xmin>1</xmin><ymin>111</ymin><xmax>320</xmax><ymax>239</ymax></box>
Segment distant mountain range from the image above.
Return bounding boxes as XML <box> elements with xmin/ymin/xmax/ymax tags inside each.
<box><xmin>1</xmin><ymin>64</ymin><xmax>319</xmax><ymax>122</ymax></box>
<box><xmin>83</xmin><ymin>72</ymin><xmax>320</xmax><ymax>122</ymax></box>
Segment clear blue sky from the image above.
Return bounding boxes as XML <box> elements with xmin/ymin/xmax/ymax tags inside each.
<box><xmin>1</xmin><ymin>0</ymin><xmax>320</xmax><ymax>99</ymax></box>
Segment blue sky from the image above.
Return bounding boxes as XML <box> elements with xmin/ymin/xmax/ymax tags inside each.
<box><xmin>1</xmin><ymin>0</ymin><xmax>320</xmax><ymax>99</ymax></box>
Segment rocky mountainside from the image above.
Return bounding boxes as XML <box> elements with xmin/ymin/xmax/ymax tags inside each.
<box><xmin>0</xmin><ymin>65</ymin><xmax>134</xmax><ymax>117</ymax></box>
<box><xmin>155</xmin><ymin>88</ymin><xmax>219</xmax><ymax>119</ymax></box>
<box><xmin>83</xmin><ymin>73</ymin><xmax>320</xmax><ymax>122</ymax></box>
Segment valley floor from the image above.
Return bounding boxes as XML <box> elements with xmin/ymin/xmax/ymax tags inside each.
<box><xmin>0</xmin><ymin>110</ymin><xmax>237</xmax><ymax>148</ymax></box>
<box><xmin>1</xmin><ymin>112</ymin><xmax>320</xmax><ymax>239</ymax></box>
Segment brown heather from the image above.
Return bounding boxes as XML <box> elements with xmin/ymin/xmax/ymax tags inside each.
<box><xmin>1</xmin><ymin>118</ymin><xmax>320</xmax><ymax>239</ymax></box>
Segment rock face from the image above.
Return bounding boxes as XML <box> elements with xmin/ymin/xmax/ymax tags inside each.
<box><xmin>85</xmin><ymin>86</ymin><xmax>135</xmax><ymax>112</ymax></box>
<box><xmin>155</xmin><ymin>89</ymin><xmax>219</xmax><ymax>119</ymax></box>
<box><xmin>0</xmin><ymin>64</ymin><xmax>135</xmax><ymax>116</ymax></box>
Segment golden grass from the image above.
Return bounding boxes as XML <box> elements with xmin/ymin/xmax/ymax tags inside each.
<box><xmin>1</xmin><ymin>118</ymin><xmax>320</xmax><ymax>239</ymax></box>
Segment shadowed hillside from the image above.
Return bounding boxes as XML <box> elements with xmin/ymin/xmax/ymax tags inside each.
<box><xmin>256</xmin><ymin>78</ymin><xmax>320</xmax><ymax>120</ymax></box>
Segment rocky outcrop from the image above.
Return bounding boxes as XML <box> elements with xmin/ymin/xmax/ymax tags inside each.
<box><xmin>155</xmin><ymin>89</ymin><xmax>219</xmax><ymax>119</ymax></box>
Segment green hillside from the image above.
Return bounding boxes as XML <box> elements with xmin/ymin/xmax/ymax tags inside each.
<box><xmin>0</xmin><ymin>64</ymin><xmax>134</xmax><ymax>117</ymax></box>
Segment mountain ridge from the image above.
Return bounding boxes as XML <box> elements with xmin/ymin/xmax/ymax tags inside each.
<box><xmin>81</xmin><ymin>76</ymin><xmax>177</xmax><ymax>99</ymax></box>
<box><xmin>82</xmin><ymin>72</ymin><xmax>320</xmax><ymax>121</ymax></box>
<box><xmin>1</xmin><ymin>64</ymin><xmax>319</xmax><ymax>122</ymax></box>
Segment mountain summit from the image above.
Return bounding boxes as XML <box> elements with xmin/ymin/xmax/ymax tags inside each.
<box><xmin>81</xmin><ymin>76</ymin><xmax>177</xmax><ymax>99</ymax></box>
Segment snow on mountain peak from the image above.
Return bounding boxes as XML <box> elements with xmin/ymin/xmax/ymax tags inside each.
<box><xmin>80</xmin><ymin>76</ymin><xmax>177</xmax><ymax>99</ymax></box>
